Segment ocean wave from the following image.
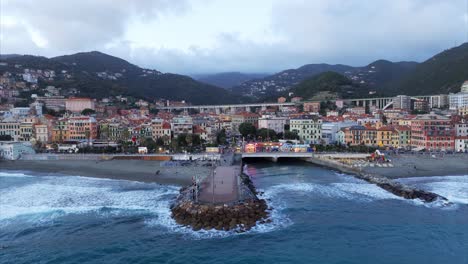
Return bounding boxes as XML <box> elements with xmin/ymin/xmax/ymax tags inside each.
<box><xmin>263</xmin><ymin>179</ymin><xmax>401</xmax><ymax>202</ymax></box>
<box><xmin>0</xmin><ymin>175</ymin><xmax>180</xmax><ymax>225</ymax></box>
<box><xmin>397</xmin><ymin>175</ymin><xmax>468</xmax><ymax>205</ymax></box>
<box><xmin>144</xmin><ymin>188</ymin><xmax>293</xmax><ymax>240</ymax></box>
<box><xmin>0</xmin><ymin>171</ymin><xmax>34</xmax><ymax>178</ymax></box>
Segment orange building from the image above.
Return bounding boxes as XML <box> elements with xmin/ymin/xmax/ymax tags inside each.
<box><xmin>67</xmin><ymin>116</ymin><xmax>98</xmax><ymax>141</ymax></box>
<box><xmin>303</xmin><ymin>102</ymin><xmax>321</xmax><ymax>113</ymax></box>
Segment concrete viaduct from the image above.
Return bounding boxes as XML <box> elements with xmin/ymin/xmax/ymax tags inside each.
<box><xmin>156</xmin><ymin>94</ymin><xmax>446</xmax><ymax>113</ymax></box>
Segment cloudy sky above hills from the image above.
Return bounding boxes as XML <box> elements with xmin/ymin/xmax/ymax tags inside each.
<box><xmin>1</xmin><ymin>0</ymin><xmax>467</xmax><ymax>74</ymax></box>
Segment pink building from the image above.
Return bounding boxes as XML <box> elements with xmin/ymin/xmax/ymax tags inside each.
<box><xmin>65</xmin><ymin>98</ymin><xmax>95</xmax><ymax>113</ymax></box>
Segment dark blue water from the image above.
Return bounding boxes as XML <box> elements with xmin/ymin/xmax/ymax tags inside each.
<box><xmin>1</xmin><ymin>162</ymin><xmax>467</xmax><ymax>264</ymax></box>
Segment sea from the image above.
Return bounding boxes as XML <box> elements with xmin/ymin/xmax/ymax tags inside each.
<box><xmin>1</xmin><ymin>161</ymin><xmax>467</xmax><ymax>264</ymax></box>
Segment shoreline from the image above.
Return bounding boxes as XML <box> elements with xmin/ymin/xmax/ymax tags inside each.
<box><xmin>359</xmin><ymin>154</ymin><xmax>468</xmax><ymax>179</ymax></box>
<box><xmin>0</xmin><ymin>159</ymin><xmax>213</xmax><ymax>186</ymax></box>
<box><xmin>1</xmin><ymin>154</ymin><xmax>467</xmax><ymax>186</ymax></box>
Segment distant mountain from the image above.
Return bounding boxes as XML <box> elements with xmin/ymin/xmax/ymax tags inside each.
<box><xmin>195</xmin><ymin>72</ymin><xmax>268</xmax><ymax>89</ymax></box>
<box><xmin>348</xmin><ymin>60</ymin><xmax>418</xmax><ymax>88</ymax></box>
<box><xmin>291</xmin><ymin>72</ymin><xmax>366</xmax><ymax>100</ymax></box>
<box><xmin>385</xmin><ymin>42</ymin><xmax>468</xmax><ymax>95</ymax></box>
<box><xmin>232</xmin><ymin>61</ymin><xmax>418</xmax><ymax>100</ymax></box>
<box><xmin>0</xmin><ymin>51</ymin><xmax>242</xmax><ymax>105</ymax></box>
<box><xmin>232</xmin><ymin>64</ymin><xmax>354</xmax><ymax>98</ymax></box>
<box><xmin>0</xmin><ymin>54</ymin><xmax>22</xmax><ymax>60</ymax></box>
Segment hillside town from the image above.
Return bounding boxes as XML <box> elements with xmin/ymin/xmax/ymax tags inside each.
<box><xmin>0</xmin><ymin>62</ymin><xmax>468</xmax><ymax>160</ymax></box>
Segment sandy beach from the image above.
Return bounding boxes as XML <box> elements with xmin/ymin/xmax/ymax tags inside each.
<box><xmin>1</xmin><ymin>153</ymin><xmax>466</xmax><ymax>185</ymax></box>
<box><xmin>0</xmin><ymin>159</ymin><xmax>213</xmax><ymax>186</ymax></box>
<box><xmin>360</xmin><ymin>154</ymin><xmax>468</xmax><ymax>178</ymax></box>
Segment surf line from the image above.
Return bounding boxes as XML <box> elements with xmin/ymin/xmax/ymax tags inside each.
<box><xmin>305</xmin><ymin>156</ymin><xmax>451</xmax><ymax>205</ymax></box>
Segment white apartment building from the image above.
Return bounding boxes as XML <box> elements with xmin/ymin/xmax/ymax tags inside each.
<box><xmin>322</xmin><ymin>121</ymin><xmax>358</xmax><ymax>145</ymax></box>
<box><xmin>449</xmin><ymin>92</ymin><xmax>468</xmax><ymax>110</ymax></box>
<box><xmin>34</xmin><ymin>124</ymin><xmax>49</xmax><ymax>143</ymax></box>
<box><xmin>258</xmin><ymin>116</ymin><xmax>288</xmax><ymax>134</ymax></box>
<box><xmin>290</xmin><ymin>115</ymin><xmax>322</xmax><ymax>144</ymax></box>
<box><xmin>171</xmin><ymin>116</ymin><xmax>193</xmax><ymax>137</ymax></box>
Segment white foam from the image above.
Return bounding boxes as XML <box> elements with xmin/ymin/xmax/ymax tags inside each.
<box><xmin>0</xmin><ymin>171</ymin><xmax>34</xmax><ymax>178</ymax></box>
<box><xmin>0</xmin><ymin>175</ymin><xmax>179</xmax><ymax>224</ymax></box>
<box><xmin>397</xmin><ymin>175</ymin><xmax>468</xmax><ymax>205</ymax></box>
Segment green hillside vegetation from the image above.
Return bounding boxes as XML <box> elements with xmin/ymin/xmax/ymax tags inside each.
<box><xmin>292</xmin><ymin>71</ymin><xmax>365</xmax><ymax>100</ymax></box>
<box><xmin>386</xmin><ymin>43</ymin><xmax>468</xmax><ymax>95</ymax></box>
<box><xmin>1</xmin><ymin>52</ymin><xmax>242</xmax><ymax>105</ymax></box>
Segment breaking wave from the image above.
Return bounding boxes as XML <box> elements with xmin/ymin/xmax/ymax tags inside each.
<box><xmin>397</xmin><ymin>175</ymin><xmax>468</xmax><ymax>205</ymax></box>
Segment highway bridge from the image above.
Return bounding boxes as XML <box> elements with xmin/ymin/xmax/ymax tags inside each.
<box><xmin>156</xmin><ymin>94</ymin><xmax>447</xmax><ymax>113</ymax></box>
<box><xmin>156</xmin><ymin>102</ymin><xmax>297</xmax><ymax>113</ymax></box>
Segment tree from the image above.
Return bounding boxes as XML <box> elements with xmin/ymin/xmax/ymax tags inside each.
<box><xmin>283</xmin><ymin>131</ymin><xmax>299</xmax><ymax>140</ymax></box>
<box><xmin>142</xmin><ymin>138</ymin><xmax>157</xmax><ymax>152</ymax></box>
<box><xmin>256</xmin><ymin>128</ymin><xmax>277</xmax><ymax>141</ymax></box>
<box><xmin>216</xmin><ymin>129</ymin><xmax>227</xmax><ymax>145</ymax></box>
<box><xmin>239</xmin><ymin>122</ymin><xmax>256</xmax><ymax>138</ymax></box>
<box><xmin>382</xmin><ymin>115</ymin><xmax>388</xmax><ymax>125</ymax></box>
<box><xmin>155</xmin><ymin>137</ymin><xmax>164</xmax><ymax>146</ymax></box>
<box><xmin>81</xmin><ymin>108</ymin><xmax>96</xmax><ymax>116</ymax></box>
<box><xmin>185</xmin><ymin>133</ymin><xmax>193</xmax><ymax>147</ymax></box>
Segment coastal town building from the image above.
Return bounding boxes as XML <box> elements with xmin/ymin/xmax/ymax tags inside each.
<box><xmin>321</xmin><ymin>121</ymin><xmax>357</xmax><ymax>145</ymax></box>
<box><xmin>258</xmin><ymin>116</ymin><xmax>288</xmax><ymax>134</ymax></box>
<box><xmin>151</xmin><ymin>118</ymin><xmax>171</xmax><ymax>143</ymax></box>
<box><xmin>414</xmin><ymin>99</ymin><xmax>429</xmax><ymax>113</ymax></box>
<box><xmin>65</xmin><ymin>98</ymin><xmax>96</xmax><ymax>113</ymax></box>
<box><xmin>231</xmin><ymin>112</ymin><xmax>259</xmax><ymax>133</ymax></box>
<box><xmin>393</xmin><ymin>95</ymin><xmax>411</xmax><ymax>110</ymax></box>
<box><xmin>290</xmin><ymin>115</ymin><xmax>322</xmax><ymax>144</ymax></box>
<box><xmin>171</xmin><ymin>116</ymin><xmax>193</xmax><ymax>137</ymax></box>
<box><xmin>34</xmin><ymin>123</ymin><xmax>50</xmax><ymax>143</ymax></box>
<box><xmin>0</xmin><ymin>141</ymin><xmax>35</xmax><ymax>160</ymax></box>
<box><xmin>455</xmin><ymin>137</ymin><xmax>468</xmax><ymax>152</ymax></box>
<box><xmin>303</xmin><ymin>102</ymin><xmax>321</xmax><ymax>113</ymax></box>
<box><xmin>67</xmin><ymin>116</ymin><xmax>98</xmax><ymax>141</ymax></box>
<box><xmin>410</xmin><ymin>113</ymin><xmax>455</xmax><ymax>151</ymax></box>
<box><xmin>36</xmin><ymin>96</ymin><xmax>66</xmax><ymax>111</ymax></box>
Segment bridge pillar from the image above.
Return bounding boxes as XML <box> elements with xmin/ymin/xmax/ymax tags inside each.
<box><xmin>215</xmin><ymin>108</ymin><xmax>220</xmax><ymax>114</ymax></box>
<box><xmin>261</xmin><ymin>105</ymin><xmax>267</xmax><ymax>111</ymax></box>
<box><xmin>245</xmin><ymin>106</ymin><xmax>251</xmax><ymax>112</ymax></box>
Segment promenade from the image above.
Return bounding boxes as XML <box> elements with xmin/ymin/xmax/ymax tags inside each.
<box><xmin>197</xmin><ymin>153</ymin><xmax>241</xmax><ymax>204</ymax></box>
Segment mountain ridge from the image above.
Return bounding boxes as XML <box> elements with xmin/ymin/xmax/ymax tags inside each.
<box><xmin>0</xmin><ymin>51</ymin><xmax>242</xmax><ymax>105</ymax></box>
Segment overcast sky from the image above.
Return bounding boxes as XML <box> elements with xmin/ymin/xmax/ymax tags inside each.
<box><xmin>1</xmin><ymin>0</ymin><xmax>467</xmax><ymax>74</ymax></box>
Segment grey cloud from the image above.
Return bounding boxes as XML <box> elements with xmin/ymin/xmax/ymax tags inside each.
<box><xmin>2</xmin><ymin>0</ymin><xmax>188</xmax><ymax>53</ymax></box>
<box><xmin>1</xmin><ymin>0</ymin><xmax>466</xmax><ymax>74</ymax></box>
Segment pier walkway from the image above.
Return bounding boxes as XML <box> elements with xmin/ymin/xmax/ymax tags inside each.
<box><xmin>197</xmin><ymin>153</ymin><xmax>240</xmax><ymax>204</ymax></box>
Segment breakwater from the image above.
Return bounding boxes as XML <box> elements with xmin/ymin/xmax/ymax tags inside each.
<box><xmin>171</xmin><ymin>159</ymin><xmax>270</xmax><ymax>232</ymax></box>
<box><xmin>305</xmin><ymin>156</ymin><xmax>449</xmax><ymax>203</ymax></box>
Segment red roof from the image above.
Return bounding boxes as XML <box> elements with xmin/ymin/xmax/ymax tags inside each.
<box><xmin>162</xmin><ymin>122</ymin><xmax>171</xmax><ymax>129</ymax></box>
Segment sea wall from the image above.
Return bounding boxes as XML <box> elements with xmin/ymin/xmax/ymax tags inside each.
<box><xmin>171</xmin><ymin>185</ymin><xmax>269</xmax><ymax>231</ymax></box>
<box><xmin>305</xmin><ymin>157</ymin><xmax>449</xmax><ymax>203</ymax></box>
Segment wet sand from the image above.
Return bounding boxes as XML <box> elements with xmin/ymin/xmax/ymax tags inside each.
<box><xmin>361</xmin><ymin>154</ymin><xmax>468</xmax><ymax>178</ymax></box>
<box><xmin>0</xmin><ymin>160</ymin><xmax>213</xmax><ymax>186</ymax></box>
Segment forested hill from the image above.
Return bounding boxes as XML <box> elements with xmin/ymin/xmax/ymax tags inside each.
<box><xmin>0</xmin><ymin>51</ymin><xmax>242</xmax><ymax>105</ymax></box>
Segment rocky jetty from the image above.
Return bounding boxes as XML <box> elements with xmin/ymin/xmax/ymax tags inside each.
<box><xmin>307</xmin><ymin>157</ymin><xmax>450</xmax><ymax>204</ymax></box>
<box><xmin>171</xmin><ymin>197</ymin><xmax>269</xmax><ymax>231</ymax></box>
<box><xmin>171</xmin><ymin>175</ymin><xmax>270</xmax><ymax>232</ymax></box>
<box><xmin>356</xmin><ymin>173</ymin><xmax>447</xmax><ymax>203</ymax></box>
